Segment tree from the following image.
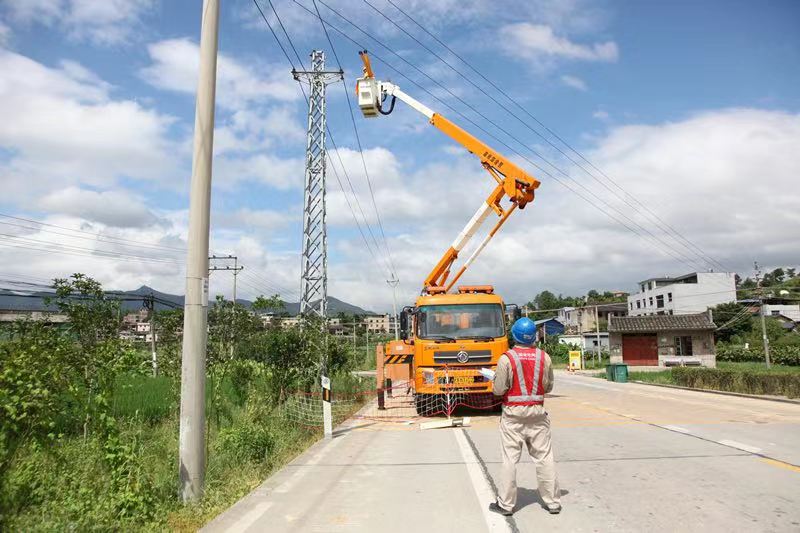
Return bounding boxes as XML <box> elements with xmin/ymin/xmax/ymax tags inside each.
<box><xmin>48</xmin><ymin>274</ymin><xmax>138</xmax><ymax>438</ymax></box>
<box><xmin>712</xmin><ymin>302</ymin><xmax>753</xmax><ymax>343</ymax></box>
<box><xmin>252</xmin><ymin>294</ymin><xmax>285</xmax><ymax>314</ymax></box>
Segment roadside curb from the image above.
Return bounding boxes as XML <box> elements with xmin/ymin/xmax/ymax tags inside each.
<box><xmin>628</xmin><ymin>379</ymin><xmax>800</xmax><ymax>405</ymax></box>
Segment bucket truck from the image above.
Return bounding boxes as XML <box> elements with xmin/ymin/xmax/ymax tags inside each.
<box><xmin>356</xmin><ymin>51</ymin><xmax>540</xmax><ymax>415</ymax></box>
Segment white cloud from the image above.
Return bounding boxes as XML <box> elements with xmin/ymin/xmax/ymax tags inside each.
<box><xmin>0</xmin><ymin>49</ymin><xmax>182</xmax><ymax>203</ymax></box>
<box><xmin>324</xmin><ymin>108</ymin><xmax>800</xmax><ymax>311</ymax></box>
<box><xmin>0</xmin><ymin>20</ymin><xmax>11</xmax><ymax>45</ymax></box>
<box><xmin>593</xmin><ymin>109</ymin><xmax>610</xmax><ymax>120</ymax></box>
<box><xmin>39</xmin><ymin>187</ymin><xmax>163</xmax><ymax>228</ymax></box>
<box><xmin>500</xmin><ymin>23</ymin><xmax>618</xmax><ymax>63</ymax></box>
<box><xmin>561</xmin><ymin>74</ymin><xmax>588</xmax><ymax>91</ymax></box>
<box><xmin>140</xmin><ymin>38</ymin><xmax>301</xmax><ymax>111</ymax></box>
<box><xmin>1</xmin><ymin>0</ymin><xmax>154</xmax><ymax>45</ymax></box>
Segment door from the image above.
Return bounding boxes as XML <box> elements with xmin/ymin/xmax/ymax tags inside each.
<box><xmin>622</xmin><ymin>334</ymin><xmax>658</xmax><ymax>365</ymax></box>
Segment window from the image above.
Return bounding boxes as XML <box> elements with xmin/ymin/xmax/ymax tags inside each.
<box><xmin>656</xmin><ymin>295</ymin><xmax>664</xmax><ymax>308</ymax></box>
<box><xmin>649</xmin><ymin>297</ymin><xmax>654</xmax><ymax>306</ymax></box>
<box><xmin>668</xmin><ymin>292</ymin><xmax>673</xmax><ymax>303</ymax></box>
<box><xmin>630</xmin><ymin>302</ymin><xmax>633</xmax><ymax>311</ymax></box>
<box><xmin>417</xmin><ymin>304</ymin><xmax>505</xmax><ymax>340</ymax></box>
<box><xmin>675</xmin><ymin>336</ymin><xmax>693</xmax><ymax>356</ymax></box>
<box><xmin>636</xmin><ymin>300</ymin><xmax>641</xmax><ymax>309</ymax></box>
<box><xmin>771</xmin><ymin>310</ymin><xmax>780</xmax><ymax>316</ymax></box>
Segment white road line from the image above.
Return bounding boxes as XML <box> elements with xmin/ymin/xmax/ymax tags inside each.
<box><xmin>717</xmin><ymin>439</ymin><xmax>762</xmax><ymax>454</ymax></box>
<box><xmin>227</xmin><ymin>501</ymin><xmax>273</xmax><ymax>533</ymax></box>
<box><xmin>662</xmin><ymin>425</ymin><xmax>691</xmax><ymax>434</ymax></box>
<box><xmin>453</xmin><ymin>429</ymin><xmax>513</xmax><ymax>533</ymax></box>
<box><xmin>562</xmin><ymin>379</ymin><xmax>616</xmax><ymax>391</ymax></box>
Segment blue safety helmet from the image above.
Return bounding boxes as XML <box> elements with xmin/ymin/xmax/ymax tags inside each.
<box><xmin>511</xmin><ymin>317</ymin><xmax>536</xmax><ymax>345</ymax></box>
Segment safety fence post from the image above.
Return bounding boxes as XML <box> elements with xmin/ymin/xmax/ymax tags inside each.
<box><xmin>321</xmin><ymin>375</ymin><xmax>332</xmax><ymax>439</ymax></box>
<box><xmin>376</xmin><ymin>344</ymin><xmax>385</xmax><ymax>410</ymax></box>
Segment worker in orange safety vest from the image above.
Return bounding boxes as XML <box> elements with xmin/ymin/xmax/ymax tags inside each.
<box><xmin>486</xmin><ymin>317</ymin><xmax>561</xmax><ymax>516</ymax></box>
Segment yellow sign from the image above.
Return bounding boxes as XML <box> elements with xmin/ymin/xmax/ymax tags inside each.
<box><xmin>569</xmin><ymin>351</ymin><xmax>582</xmax><ymax>370</ymax></box>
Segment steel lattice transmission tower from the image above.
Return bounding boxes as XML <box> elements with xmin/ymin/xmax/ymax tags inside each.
<box><xmin>294</xmin><ymin>51</ymin><xmax>343</xmax><ymax>319</ymax></box>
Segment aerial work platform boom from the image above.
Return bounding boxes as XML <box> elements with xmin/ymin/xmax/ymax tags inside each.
<box><xmin>356</xmin><ymin>50</ymin><xmax>540</xmax><ymax>294</ymax></box>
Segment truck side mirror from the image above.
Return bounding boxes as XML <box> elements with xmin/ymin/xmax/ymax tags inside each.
<box><xmin>505</xmin><ymin>304</ymin><xmax>522</xmax><ymax>325</ymax></box>
<box><xmin>399</xmin><ymin>308</ymin><xmax>409</xmax><ymax>340</ymax></box>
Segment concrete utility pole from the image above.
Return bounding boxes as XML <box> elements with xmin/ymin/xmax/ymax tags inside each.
<box><xmin>387</xmin><ymin>274</ymin><xmax>400</xmax><ymax>340</ymax></box>
<box><xmin>295</xmin><ymin>51</ymin><xmax>343</xmax><ymax>320</ymax></box>
<box><xmin>754</xmin><ymin>261</ymin><xmax>771</xmax><ymax>368</ymax></box>
<box><xmin>595</xmin><ymin>305</ymin><xmax>601</xmax><ymax>368</ymax></box>
<box><xmin>145</xmin><ymin>294</ymin><xmax>158</xmax><ymax>376</ymax></box>
<box><xmin>209</xmin><ymin>255</ymin><xmax>244</xmax><ymax>359</ymax></box>
<box><xmin>179</xmin><ymin>0</ymin><xmax>219</xmax><ymax>504</ymax></box>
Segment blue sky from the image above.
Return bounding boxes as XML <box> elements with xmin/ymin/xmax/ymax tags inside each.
<box><xmin>0</xmin><ymin>0</ymin><xmax>798</xmax><ymax>311</ymax></box>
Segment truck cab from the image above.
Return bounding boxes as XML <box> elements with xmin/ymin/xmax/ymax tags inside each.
<box><xmin>389</xmin><ymin>286</ymin><xmax>519</xmax><ymax>415</ymax></box>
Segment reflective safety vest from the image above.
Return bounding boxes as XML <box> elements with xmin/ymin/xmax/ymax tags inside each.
<box><xmin>503</xmin><ymin>347</ymin><xmax>546</xmax><ymax>406</ymax></box>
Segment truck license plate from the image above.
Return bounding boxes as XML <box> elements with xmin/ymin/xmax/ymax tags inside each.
<box><xmin>454</xmin><ymin>376</ymin><xmax>473</xmax><ymax>386</ymax></box>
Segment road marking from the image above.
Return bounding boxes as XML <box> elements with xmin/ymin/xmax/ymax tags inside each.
<box><xmin>561</xmin><ymin>379</ymin><xmax>616</xmax><ymax>390</ymax></box>
<box><xmin>717</xmin><ymin>439</ymin><xmax>762</xmax><ymax>454</ymax></box>
<box><xmin>662</xmin><ymin>425</ymin><xmax>691</xmax><ymax>434</ymax></box>
<box><xmin>226</xmin><ymin>501</ymin><xmax>273</xmax><ymax>533</ymax></box>
<box><xmin>760</xmin><ymin>458</ymin><xmax>800</xmax><ymax>473</ymax></box>
<box><xmin>453</xmin><ymin>429</ymin><xmax>513</xmax><ymax>533</ymax></box>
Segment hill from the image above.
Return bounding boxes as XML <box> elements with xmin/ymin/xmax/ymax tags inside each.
<box><xmin>0</xmin><ymin>286</ymin><xmax>373</xmax><ymax>315</ymax></box>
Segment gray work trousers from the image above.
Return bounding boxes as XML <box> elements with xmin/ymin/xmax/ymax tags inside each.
<box><xmin>497</xmin><ymin>404</ymin><xmax>561</xmax><ymax>511</ymax></box>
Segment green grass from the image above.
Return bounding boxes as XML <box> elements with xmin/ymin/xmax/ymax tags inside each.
<box><xmin>619</xmin><ymin>362</ymin><xmax>800</xmax><ymax>398</ymax></box>
<box><xmin>717</xmin><ymin>361</ymin><xmax>800</xmax><ymax>374</ymax></box>
<box><xmin>627</xmin><ymin>370</ymin><xmax>675</xmax><ymax>385</ymax></box>
<box><xmin>3</xmin><ymin>369</ymin><xmax>372</xmax><ymax>531</ymax></box>
<box><xmin>112</xmin><ymin>373</ymin><xmax>177</xmax><ymax>423</ymax></box>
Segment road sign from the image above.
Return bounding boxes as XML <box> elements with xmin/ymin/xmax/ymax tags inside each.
<box><xmin>569</xmin><ymin>350</ymin><xmax>583</xmax><ymax>370</ymax></box>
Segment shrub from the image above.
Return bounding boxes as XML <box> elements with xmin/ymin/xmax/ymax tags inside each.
<box><xmin>672</xmin><ymin>367</ymin><xmax>800</xmax><ymax>398</ymax></box>
<box><xmin>717</xmin><ymin>344</ymin><xmax>800</xmax><ymax>366</ymax></box>
<box><xmin>216</xmin><ymin>420</ymin><xmax>276</xmax><ymax>463</ymax></box>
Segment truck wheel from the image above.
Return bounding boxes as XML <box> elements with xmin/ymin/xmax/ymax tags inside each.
<box><xmin>415</xmin><ymin>394</ymin><xmax>431</xmax><ymax>416</ymax></box>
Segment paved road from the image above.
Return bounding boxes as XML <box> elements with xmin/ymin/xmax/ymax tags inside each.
<box><xmin>203</xmin><ymin>371</ymin><xmax>800</xmax><ymax>533</ymax></box>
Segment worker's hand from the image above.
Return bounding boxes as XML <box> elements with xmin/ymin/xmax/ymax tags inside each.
<box><xmin>478</xmin><ymin>368</ymin><xmax>496</xmax><ymax>381</ymax></box>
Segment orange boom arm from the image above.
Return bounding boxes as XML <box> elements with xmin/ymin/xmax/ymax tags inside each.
<box><xmin>356</xmin><ymin>51</ymin><xmax>540</xmax><ymax>294</ymax></box>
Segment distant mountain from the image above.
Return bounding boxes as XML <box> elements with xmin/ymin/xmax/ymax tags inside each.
<box><xmin>0</xmin><ymin>285</ymin><xmax>373</xmax><ymax>316</ymax></box>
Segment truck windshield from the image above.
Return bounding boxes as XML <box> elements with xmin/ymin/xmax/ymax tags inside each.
<box><xmin>417</xmin><ymin>304</ymin><xmax>505</xmax><ymax>340</ymax></box>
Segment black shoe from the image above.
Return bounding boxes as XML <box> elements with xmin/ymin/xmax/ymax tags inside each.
<box><xmin>489</xmin><ymin>502</ymin><xmax>513</xmax><ymax>516</ymax></box>
<box><xmin>547</xmin><ymin>504</ymin><xmax>562</xmax><ymax>515</ymax></box>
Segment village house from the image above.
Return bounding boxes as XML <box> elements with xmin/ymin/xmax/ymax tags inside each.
<box><xmin>608</xmin><ymin>311</ymin><xmax>717</xmax><ymax>367</ymax></box>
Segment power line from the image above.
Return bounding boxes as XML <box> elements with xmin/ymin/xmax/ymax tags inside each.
<box><xmin>314</xmin><ymin>0</ymin><xmax>714</xmax><ymax>272</ymax></box>
<box><xmin>311</xmin><ymin>0</ymin><xmax>399</xmax><ymax>280</ymax></box>
<box><xmin>290</xmin><ymin>0</ymin><xmax>711</xmax><ymax>273</ymax></box>
<box><xmin>381</xmin><ymin>0</ymin><xmax>729</xmax><ymax>274</ymax></box>
<box><xmin>0</xmin><ymin>213</ymin><xmax>186</xmax><ymax>253</ymax></box>
<box><xmin>249</xmin><ymin>0</ymin><xmax>398</xmax><ymax>281</ymax></box>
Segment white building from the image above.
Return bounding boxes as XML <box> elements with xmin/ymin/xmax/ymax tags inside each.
<box><xmin>627</xmin><ymin>272</ymin><xmax>736</xmax><ymax>317</ymax></box>
<box><xmin>763</xmin><ymin>304</ymin><xmax>800</xmax><ymax>321</ymax></box>
<box><xmin>558</xmin><ymin>332</ymin><xmax>610</xmax><ymax>354</ymax></box>
<box><xmin>363</xmin><ymin>314</ymin><xmax>394</xmax><ymax>334</ymax></box>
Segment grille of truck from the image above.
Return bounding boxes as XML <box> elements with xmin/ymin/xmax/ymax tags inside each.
<box><xmin>433</xmin><ymin>350</ymin><xmax>492</xmax><ymax>364</ymax></box>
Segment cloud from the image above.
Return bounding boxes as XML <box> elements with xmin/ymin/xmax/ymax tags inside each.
<box><xmin>0</xmin><ymin>49</ymin><xmax>182</xmax><ymax>203</ymax></box>
<box><xmin>0</xmin><ymin>20</ymin><xmax>11</xmax><ymax>45</ymax></box>
<box><xmin>323</xmin><ymin>108</ymin><xmax>800</xmax><ymax>311</ymax></box>
<box><xmin>593</xmin><ymin>109</ymin><xmax>610</xmax><ymax>120</ymax></box>
<box><xmin>500</xmin><ymin>23</ymin><xmax>618</xmax><ymax>63</ymax></box>
<box><xmin>561</xmin><ymin>74</ymin><xmax>588</xmax><ymax>91</ymax></box>
<box><xmin>140</xmin><ymin>38</ymin><xmax>301</xmax><ymax>111</ymax></box>
<box><xmin>39</xmin><ymin>187</ymin><xmax>163</xmax><ymax>228</ymax></box>
<box><xmin>1</xmin><ymin>0</ymin><xmax>154</xmax><ymax>45</ymax></box>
